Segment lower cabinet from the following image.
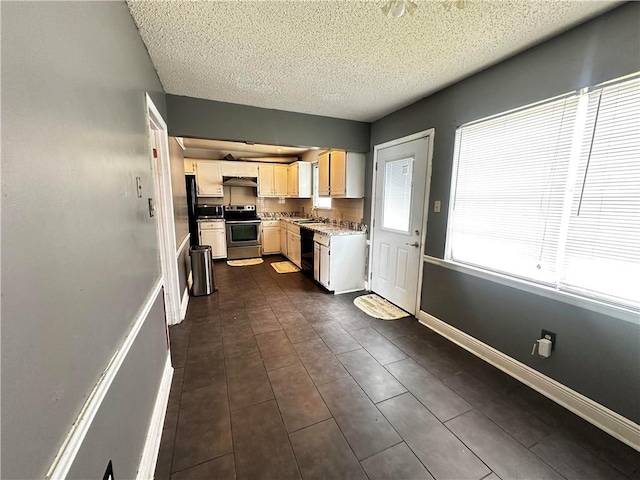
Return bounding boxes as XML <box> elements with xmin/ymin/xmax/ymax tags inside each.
<box><xmin>280</xmin><ymin>220</ymin><xmax>288</xmax><ymax>256</ymax></box>
<box><xmin>261</xmin><ymin>221</ymin><xmax>280</xmax><ymax>255</ymax></box>
<box><xmin>287</xmin><ymin>231</ymin><xmax>301</xmax><ymax>267</ymax></box>
<box><xmin>313</xmin><ymin>232</ymin><xmax>366</xmax><ymax>294</ymax></box>
<box><xmin>199</xmin><ymin>221</ymin><xmax>227</xmax><ymax>259</ymax></box>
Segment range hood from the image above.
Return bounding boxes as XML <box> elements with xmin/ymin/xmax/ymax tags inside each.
<box><xmin>222</xmin><ymin>176</ymin><xmax>259</xmax><ymax>187</ymax></box>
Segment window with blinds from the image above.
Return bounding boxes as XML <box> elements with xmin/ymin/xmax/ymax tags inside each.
<box><xmin>446</xmin><ymin>75</ymin><xmax>640</xmax><ymax>311</ymax></box>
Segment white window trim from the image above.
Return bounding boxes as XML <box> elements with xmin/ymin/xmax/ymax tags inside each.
<box><xmin>424</xmin><ymin>255</ymin><xmax>639</xmax><ymax>325</ymax></box>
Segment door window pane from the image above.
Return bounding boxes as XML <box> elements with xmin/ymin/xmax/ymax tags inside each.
<box><xmin>382</xmin><ymin>157</ymin><xmax>413</xmax><ymax>232</ymax></box>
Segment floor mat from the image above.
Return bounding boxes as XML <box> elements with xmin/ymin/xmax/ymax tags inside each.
<box><xmin>227</xmin><ymin>258</ymin><xmax>264</xmax><ymax>267</ymax></box>
<box><xmin>354</xmin><ymin>294</ymin><xmax>408</xmax><ymax>320</ymax></box>
<box><xmin>270</xmin><ymin>261</ymin><xmax>300</xmax><ymax>274</ymax></box>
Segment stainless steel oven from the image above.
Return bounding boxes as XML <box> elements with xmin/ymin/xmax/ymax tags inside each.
<box><xmin>224</xmin><ymin>205</ymin><xmax>262</xmax><ymax>259</ymax></box>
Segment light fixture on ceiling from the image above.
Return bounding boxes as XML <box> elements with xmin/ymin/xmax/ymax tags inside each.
<box><xmin>442</xmin><ymin>0</ymin><xmax>468</xmax><ymax>11</ymax></box>
<box><xmin>381</xmin><ymin>0</ymin><xmax>418</xmax><ymax>18</ymax></box>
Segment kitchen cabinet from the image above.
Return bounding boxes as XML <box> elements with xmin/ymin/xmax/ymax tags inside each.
<box><xmin>184</xmin><ymin>159</ymin><xmax>196</xmax><ymax>174</ymax></box>
<box><xmin>280</xmin><ymin>220</ymin><xmax>288</xmax><ymax>255</ymax></box>
<box><xmin>318</xmin><ymin>151</ymin><xmax>365</xmax><ymax>198</ymax></box>
<box><xmin>195</xmin><ymin>161</ymin><xmax>223</xmax><ymax>197</ymax></box>
<box><xmin>261</xmin><ymin>220</ymin><xmax>280</xmax><ymax>254</ymax></box>
<box><xmin>285</xmin><ymin>222</ymin><xmax>301</xmax><ymax>267</ymax></box>
<box><xmin>258</xmin><ymin>164</ymin><xmax>288</xmax><ymax>197</ymax></box>
<box><xmin>287</xmin><ymin>162</ymin><xmax>312</xmax><ymax>198</ymax></box>
<box><xmin>220</xmin><ymin>161</ymin><xmax>259</xmax><ymax>178</ymax></box>
<box><xmin>313</xmin><ymin>232</ymin><xmax>366</xmax><ymax>293</ymax></box>
<box><xmin>198</xmin><ymin>221</ymin><xmax>227</xmax><ymax>259</ymax></box>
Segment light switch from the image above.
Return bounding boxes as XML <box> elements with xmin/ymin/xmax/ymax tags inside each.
<box><xmin>434</xmin><ymin>200</ymin><xmax>441</xmax><ymax>213</ymax></box>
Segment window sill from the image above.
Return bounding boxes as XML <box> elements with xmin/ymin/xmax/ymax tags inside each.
<box><xmin>423</xmin><ymin>255</ymin><xmax>639</xmax><ymax>325</ymax></box>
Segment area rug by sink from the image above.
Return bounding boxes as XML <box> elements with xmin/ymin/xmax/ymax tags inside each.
<box><xmin>271</xmin><ymin>261</ymin><xmax>300</xmax><ymax>274</ymax></box>
<box><xmin>354</xmin><ymin>294</ymin><xmax>408</xmax><ymax>320</ymax></box>
<box><xmin>227</xmin><ymin>258</ymin><xmax>264</xmax><ymax>267</ymax></box>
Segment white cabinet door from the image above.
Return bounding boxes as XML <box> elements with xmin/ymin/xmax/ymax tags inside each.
<box><xmin>274</xmin><ymin>165</ymin><xmax>288</xmax><ymax>197</ymax></box>
<box><xmin>280</xmin><ymin>222</ymin><xmax>288</xmax><ymax>256</ymax></box>
<box><xmin>320</xmin><ymin>244</ymin><xmax>330</xmax><ymax>288</ymax></box>
<box><xmin>258</xmin><ymin>164</ymin><xmax>274</xmax><ymax>197</ymax></box>
<box><xmin>288</xmin><ymin>232</ymin><xmax>301</xmax><ymax>267</ymax></box>
<box><xmin>318</xmin><ymin>152</ymin><xmax>330</xmax><ymax>196</ymax></box>
<box><xmin>184</xmin><ymin>159</ymin><xmax>196</xmax><ymax>174</ymax></box>
<box><xmin>201</xmin><ymin>228</ymin><xmax>227</xmax><ymax>259</ymax></box>
<box><xmin>313</xmin><ymin>242</ymin><xmax>321</xmax><ymax>281</ymax></box>
<box><xmin>329</xmin><ymin>150</ymin><xmax>346</xmax><ymax>197</ymax></box>
<box><xmin>287</xmin><ymin>164</ymin><xmax>298</xmax><ymax>197</ymax></box>
<box><xmin>262</xmin><ymin>226</ymin><xmax>280</xmax><ymax>254</ymax></box>
<box><xmin>196</xmin><ymin>161</ymin><xmax>223</xmax><ymax>197</ymax></box>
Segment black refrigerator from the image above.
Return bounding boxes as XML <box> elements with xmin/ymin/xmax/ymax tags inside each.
<box><xmin>185</xmin><ymin>174</ymin><xmax>199</xmax><ymax>246</ymax></box>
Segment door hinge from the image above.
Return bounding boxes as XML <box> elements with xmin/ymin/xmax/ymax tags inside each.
<box><xmin>153</xmin><ymin>148</ymin><xmax>158</xmax><ymax>158</ymax></box>
<box><xmin>375</xmin><ymin>162</ymin><xmax>377</xmax><ymax>171</ymax></box>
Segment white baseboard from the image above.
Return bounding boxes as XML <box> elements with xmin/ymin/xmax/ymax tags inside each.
<box><xmin>45</xmin><ymin>279</ymin><xmax>164</xmax><ymax>479</ymax></box>
<box><xmin>418</xmin><ymin>310</ymin><xmax>640</xmax><ymax>452</ymax></box>
<box><xmin>180</xmin><ymin>286</ymin><xmax>189</xmax><ymax>321</ymax></box>
<box><xmin>137</xmin><ymin>354</ymin><xmax>173</xmax><ymax>480</ymax></box>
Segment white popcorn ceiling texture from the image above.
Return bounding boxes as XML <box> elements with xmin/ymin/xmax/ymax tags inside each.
<box><xmin>127</xmin><ymin>1</ymin><xmax>617</xmax><ymax>122</ymax></box>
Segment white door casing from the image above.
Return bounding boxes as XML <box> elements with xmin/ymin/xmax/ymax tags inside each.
<box><xmin>370</xmin><ymin>131</ymin><xmax>434</xmax><ymax>315</ymax></box>
<box><xmin>146</xmin><ymin>94</ymin><xmax>181</xmax><ymax>327</ymax></box>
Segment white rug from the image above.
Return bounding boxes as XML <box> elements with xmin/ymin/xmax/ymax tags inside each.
<box><xmin>271</xmin><ymin>261</ymin><xmax>300</xmax><ymax>274</ymax></box>
<box><xmin>227</xmin><ymin>258</ymin><xmax>264</xmax><ymax>267</ymax></box>
<box><xmin>354</xmin><ymin>294</ymin><xmax>408</xmax><ymax>320</ymax></box>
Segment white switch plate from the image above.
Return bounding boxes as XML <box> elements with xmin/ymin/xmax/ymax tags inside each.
<box><xmin>434</xmin><ymin>200</ymin><xmax>441</xmax><ymax>213</ymax></box>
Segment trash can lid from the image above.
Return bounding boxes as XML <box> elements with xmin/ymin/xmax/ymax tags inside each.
<box><xmin>190</xmin><ymin>245</ymin><xmax>212</xmax><ymax>252</ymax></box>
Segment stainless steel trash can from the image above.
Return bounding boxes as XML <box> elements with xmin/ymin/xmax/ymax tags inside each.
<box><xmin>190</xmin><ymin>245</ymin><xmax>216</xmax><ymax>296</ymax></box>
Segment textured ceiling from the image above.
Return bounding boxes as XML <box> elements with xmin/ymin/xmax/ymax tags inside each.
<box><xmin>182</xmin><ymin>138</ymin><xmax>310</xmax><ymax>161</ymax></box>
<box><xmin>128</xmin><ymin>1</ymin><xmax>618</xmax><ymax>122</ymax></box>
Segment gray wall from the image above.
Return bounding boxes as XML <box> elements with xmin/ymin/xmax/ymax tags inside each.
<box><xmin>371</xmin><ymin>3</ymin><xmax>640</xmax><ymax>422</ymax></box>
<box><xmin>167</xmin><ymin>94</ymin><xmax>371</xmax><ymax>153</ymax></box>
<box><xmin>1</xmin><ymin>2</ymin><xmax>169</xmax><ymax>478</ymax></box>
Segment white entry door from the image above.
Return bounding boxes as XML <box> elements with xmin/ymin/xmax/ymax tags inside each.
<box><xmin>371</xmin><ymin>135</ymin><xmax>431</xmax><ymax>315</ymax></box>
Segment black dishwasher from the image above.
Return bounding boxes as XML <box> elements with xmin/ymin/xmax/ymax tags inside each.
<box><xmin>300</xmin><ymin>227</ymin><xmax>314</xmax><ymax>273</ymax></box>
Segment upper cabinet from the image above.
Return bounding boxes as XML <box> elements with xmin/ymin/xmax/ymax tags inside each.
<box><xmin>288</xmin><ymin>162</ymin><xmax>312</xmax><ymax>198</ymax></box>
<box><xmin>318</xmin><ymin>150</ymin><xmax>365</xmax><ymax>198</ymax></box>
<box><xmin>184</xmin><ymin>159</ymin><xmax>197</xmax><ymax>174</ymax></box>
<box><xmin>195</xmin><ymin>161</ymin><xmax>223</xmax><ymax>197</ymax></box>
<box><xmin>258</xmin><ymin>164</ymin><xmax>288</xmax><ymax>197</ymax></box>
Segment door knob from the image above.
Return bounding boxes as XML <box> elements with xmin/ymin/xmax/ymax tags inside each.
<box><xmin>406</xmin><ymin>242</ymin><xmax>420</xmax><ymax>248</ymax></box>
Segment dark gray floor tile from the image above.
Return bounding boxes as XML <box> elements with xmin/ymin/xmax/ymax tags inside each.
<box><xmin>508</xmin><ymin>385</ymin><xmax>576</xmax><ymax>428</ymax></box>
<box><xmin>313</xmin><ymin>322</ymin><xmax>362</xmax><ymax>354</ymax></box>
<box><xmin>477</xmin><ymin>398</ymin><xmax>554</xmax><ymax>448</ymax></box>
<box><xmin>289</xmin><ymin>419</ymin><xmax>368</xmax><ymax>480</ymax></box>
<box><xmin>248</xmin><ymin>307</ymin><xmax>283</xmax><ymax>334</ymax></box>
<box><xmin>297</xmin><ymin>343</ymin><xmax>350</xmax><ymax>385</ymax></box>
<box><xmin>231</xmin><ymin>400</ymin><xmax>301</xmax><ymax>480</ymax></box>
<box><xmin>183</xmin><ymin>343</ymin><xmax>225</xmax><ymax>392</ymax></box>
<box><xmin>268</xmin><ymin>363</ymin><xmax>331</xmax><ymax>432</ymax></box>
<box><xmin>226</xmin><ymin>352</ymin><xmax>273</xmax><ymax>411</ymax></box>
<box><xmin>255</xmin><ymin>330</ymin><xmax>296</xmax><ymax>357</ymax></box>
<box><xmin>561</xmin><ymin>417</ymin><xmax>640</xmax><ymax>477</ymax></box>
<box><xmin>188</xmin><ymin>322</ymin><xmax>222</xmax><ymax>348</ymax></box>
<box><xmin>391</xmin><ymin>335</ymin><xmax>464</xmax><ymax>378</ymax></box>
<box><xmin>171</xmin><ymin>453</ymin><xmax>236</xmax><ymax>480</ymax></box>
<box><xmin>164</xmin><ymin>368</ymin><xmax>184</xmax><ymax>430</ymax></box>
<box><xmin>282</xmin><ymin>322</ymin><xmax>320</xmax><ymax>344</ymax></box>
<box><xmin>170</xmin><ymin>325</ymin><xmax>190</xmax><ymax>368</ymax></box>
<box><xmin>378</xmin><ymin>393</ymin><xmax>490</xmax><ymax>480</ymax></box>
<box><xmin>223</xmin><ymin>334</ymin><xmax>259</xmax><ymax>359</ymax></box>
<box><xmin>293</xmin><ymin>337</ymin><xmax>332</xmax><ymax>356</ymax></box>
<box><xmin>172</xmin><ymin>384</ymin><xmax>232</xmax><ymax>472</ymax></box>
<box><xmin>155</xmin><ymin>427</ymin><xmax>176</xmax><ymax>480</ymax></box>
<box><xmin>262</xmin><ymin>351</ymin><xmax>302</xmax><ymax>372</ymax></box>
<box><xmin>482</xmin><ymin>474</ymin><xmax>501</xmax><ymax>480</ymax></box>
<box><xmin>442</xmin><ymin>371</ymin><xmax>504</xmax><ymax>407</ymax></box>
<box><xmin>468</xmin><ymin>361</ymin><xmax>521</xmax><ymax>394</ymax></box>
<box><xmin>333</xmin><ymin>314</ymin><xmax>369</xmax><ymax>332</ymax></box>
<box><xmin>446</xmin><ymin>410</ymin><xmax>562</xmax><ymax>480</ymax></box>
<box><xmin>386</xmin><ymin>358</ymin><xmax>472</xmax><ymax>421</ymax></box>
<box><xmin>531</xmin><ymin>432</ymin><xmax>628</xmax><ymax>479</ymax></box>
<box><xmin>367</xmin><ymin>318</ymin><xmax>411</xmax><ymax>340</ymax></box>
<box><xmin>318</xmin><ymin>377</ymin><xmax>401</xmax><ymax>460</ymax></box>
<box><xmin>361</xmin><ymin>442</ymin><xmax>434</xmax><ymax>480</ymax></box>
<box><xmin>349</xmin><ymin>327</ymin><xmax>408</xmax><ymax>365</ymax></box>
<box><xmin>337</xmin><ymin>349</ymin><xmax>407</xmax><ymax>403</ymax></box>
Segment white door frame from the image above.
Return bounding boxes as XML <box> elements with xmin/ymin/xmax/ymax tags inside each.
<box><xmin>146</xmin><ymin>93</ymin><xmax>181</xmax><ymax>326</ymax></box>
<box><xmin>368</xmin><ymin>128</ymin><xmax>435</xmax><ymax>316</ymax></box>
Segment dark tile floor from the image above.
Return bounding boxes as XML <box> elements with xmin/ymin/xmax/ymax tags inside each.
<box><xmin>155</xmin><ymin>255</ymin><xmax>640</xmax><ymax>480</ymax></box>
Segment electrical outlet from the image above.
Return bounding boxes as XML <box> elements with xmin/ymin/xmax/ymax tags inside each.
<box><xmin>434</xmin><ymin>200</ymin><xmax>441</xmax><ymax>213</ymax></box>
<box><xmin>541</xmin><ymin>329</ymin><xmax>556</xmax><ymax>351</ymax></box>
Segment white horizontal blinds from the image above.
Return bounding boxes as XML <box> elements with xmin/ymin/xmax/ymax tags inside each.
<box><xmin>561</xmin><ymin>77</ymin><xmax>640</xmax><ymax>308</ymax></box>
<box><xmin>449</xmin><ymin>96</ymin><xmax>579</xmax><ymax>283</ymax></box>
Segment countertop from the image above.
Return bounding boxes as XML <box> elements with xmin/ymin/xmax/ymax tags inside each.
<box><xmin>279</xmin><ymin>217</ymin><xmax>367</xmax><ymax>237</ymax></box>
